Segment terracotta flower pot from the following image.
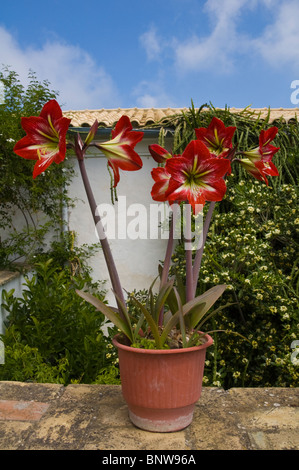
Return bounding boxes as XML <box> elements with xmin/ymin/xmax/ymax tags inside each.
<box><xmin>112</xmin><ymin>333</ymin><xmax>213</xmax><ymax>432</ymax></box>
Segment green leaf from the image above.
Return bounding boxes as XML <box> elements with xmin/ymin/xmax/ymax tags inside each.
<box><xmin>188</xmin><ymin>285</ymin><xmax>227</xmax><ymax>328</ymax></box>
<box><xmin>132</xmin><ymin>313</ymin><xmax>145</xmax><ymax>342</ymax></box>
<box><xmin>130</xmin><ymin>295</ymin><xmax>162</xmax><ymax>349</ymax></box>
<box><xmin>76</xmin><ymin>290</ymin><xmax>133</xmax><ymax>343</ymax></box>
<box><xmin>112</xmin><ymin>290</ymin><xmax>134</xmax><ymax>340</ymax></box>
<box><xmin>161</xmin><ymin>285</ymin><xmax>227</xmax><ymax>345</ymax></box>
<box><xmin>173</xmin><ymin>287</ymin><xmax>187</xmax><ymax>348</ymax></box>
<box><xmin>188</xmin><ymin>302</ymin><xmax>235</xmax><ymax>347</ymax></box>
<box><xmin>153</xmin><ymin>279</ymin><xmax>174</xmax><ymax>323</ymax></box>
<box><xmin>147</xmin><ymin>277</ymin><xmax>158</xmax><ymax>314</ymax></box>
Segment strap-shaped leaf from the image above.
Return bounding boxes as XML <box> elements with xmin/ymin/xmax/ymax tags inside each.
<box><xmin>147</xmin><ymin>277</ymin><xmax>157</xmax><ymax>314</ymax></box>
<box><xmin>187</xmin><ymin>285</ymin><xmax>227</xmax><ymax>328</ymax></box>
<box><xmin>112</xmin><ymin>290</ymin><xmax>134</xmax><ymax>340</ymax></box>
<box><xmin>188</xmin><ymin>302</ymin><xmax>234</xmax><ymax>347</ymax></box>
<box><xmin>132</xmin><ymin>313</ymin><xmax>145</xmax><ymax>342</ymax></box>
<box><xmin>162</xmin><ymin>273</ymin><xmax>186</xmax><ymax>321</ymax></box>
<box><xmin>161</xmin><ymin>285</ymin><xmax>227</xmax><ymax>345</ymax></box>
<box><xmin>76</xmin><ymin>289</ymin><xmax>133</xmax><ymax>343</ymax></box>
<box><xmin>154</xmin><ymin>279</ymin><xmax>174</xmax><ymax>323</ymax></box>
<box><xmin>173</xmin><ymin>287</ymin><xmax>187</xmax><ymax>348</ymax></box>
<box><xmin>130</xmin><ymin>295</ymin><xmax>162</xmax><ymax>349</ymax></box>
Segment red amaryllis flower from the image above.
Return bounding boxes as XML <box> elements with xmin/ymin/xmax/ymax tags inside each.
<box><xmin>151</xmin><ymin>166</ymin><xmax>172</xmax><ymax>201</ymax></box>
<box><xmin>164</xmin><ymin>140</ymin><xmax>230</xmax><ymax>214</ymax></box>
<box><xmin>95</xmin><ymin>116</ymin><xmax>143</xmax><ymax>187</ymax></box>
<box><xmin>239</xmin><ymin>158</ymin><xmax>279</xmax><ymax>185</ymax></box>
<box><xmin>149</xmin><ymin>144</ymin><xmax>172</xmax><ymax>163</ymax></box>
<box><xmin>195</xmin><ymin>117</ymin><xmax>236</xmax><ymax>158</ymax></box>
<box><xmin>242</xmin><ymin>126</ymin><xmax>280</xmax><ymax>161</ymax></box>
<box><xmin>239</xmin><ymin>126</ymin><xmax>279</xmax><ymax>184</ymax></box>
<box><xmin>13</xmin><ymin>100</ymin><xmax>71</xmax><ymax>178</ymax></box>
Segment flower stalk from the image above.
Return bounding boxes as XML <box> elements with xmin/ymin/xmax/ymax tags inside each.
<box><xmin>184</xmin><ymin>203</ymin><xmax>194</xmax><ymax>303</ymax></box>
<box><xmin>76</xmin><ymin>146</ymin><xmax>126</xmax><ymax>313</ymax></box>
<box><xmin>13</xmin><ymin>100</ymin><xmax>281</xmax><ymax>349</ymax></box>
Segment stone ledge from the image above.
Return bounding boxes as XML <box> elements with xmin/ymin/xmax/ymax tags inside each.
<box><xmin>0</xmin><ymin>270</ymin><xmax>20</xmax><ymax>287</ymax></box>
<box><xmin>0</xmin><ymin>381</ymin><xmax>298</xmax><ymax>450</ymax></box>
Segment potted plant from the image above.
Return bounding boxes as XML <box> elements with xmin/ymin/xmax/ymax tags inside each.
<box><xmin>13</xmin><ymin>99</ymin><xmax>280</xmax><ymax>432</ymax></box>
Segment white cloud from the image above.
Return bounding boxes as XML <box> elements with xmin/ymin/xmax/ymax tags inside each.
<box><xmin>144</xmin><ymin>0</ymin><xmax>299</xmax><ymax>77</ymax></box>
<box><xmin>174</xmin><ymin>0</ymin><xmax>249</xmax><ymax>73</ymax></box>
<box><xmin>132</xmin><ymin>79</ymin><xmax>177</xmax><ymax>108</ymax></box>
<box><xmin>0</xmin><ymin>26</ymin><xmax>120</xmax><ymax>109</ymax></box>
<box><xmin>139</xmin><ymin>27</ymin><xmax>162</xmax><ymax>62</ymax></box>
<box><xmin>253</xmin><ymin>0</ymin><xmax>299</xmax><ymax>69</ymax></box>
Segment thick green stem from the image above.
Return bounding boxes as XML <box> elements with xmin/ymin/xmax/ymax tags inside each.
<box><xmin>160</xmin><ymin>204</ymin><xmax>178</xmax><ymax>287</ymax></box>
<box><xmin>158</xmin><ymin>204</ymin><xmax>178</xmax><ymax>326</ymax></box>
<box><xmin>77</xmin><ymin>153</ymin><xmax>126</xmax><ymax>314</ymax></box>
<box><xmin>192</xmin><ymin>201</ymin><xmax>216</xmax><ymax>297</ymax></box>
<box><xmin>191</xmin><ymin>151</ymin><xmax>236</xmax><ymax>296</ymax></box>
<box><xmin>185</xmin><ymin>203</ymin><xmax>193</xmax><ymax>302</ymax></box>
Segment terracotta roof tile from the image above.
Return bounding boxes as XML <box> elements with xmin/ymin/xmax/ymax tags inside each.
<box><xmin>63</xmin><ymin>107</ymin><xmax>299</xmax><ymax>128</ymax></box>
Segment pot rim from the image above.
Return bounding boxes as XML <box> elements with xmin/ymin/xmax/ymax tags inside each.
<box><xmin>112</xmin><ymin>332</ymin><xmax>213</xmax><ymax>355</ymax></box>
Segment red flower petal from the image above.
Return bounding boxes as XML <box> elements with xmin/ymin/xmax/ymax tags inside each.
<box><xmin>164</xmin><ymin>140</ymin><xmax>229</xmax><ymax>212</ymax></box>
<box><xmin>149</xmin><ymin>144</ymin><xmax>172</xmax><ymax>163</ymax></box>
<box><xmin>111</xmin><ymin>115</ymin><xmax>143</xmax><ymax>147</ymax></box>
<box><xmin>259</xmin><ymin>127</ymin><xmax>278</xmax><ymax>147</ymax></box>
<box><xmin>95</xmin><ymin>116</ymin><xmax>144</xmax><ymax>186</ymax></box>
<box><xmin>195</xmin><ymin>117</ymin><xmax>236</xmax><ymax>157</ymax></box>
<box><xmin>13</xmin><ymin>99</ymin><xmax>71</xmax><ymax>178</ymax></box>
<box><xmin>39</xmin><ymin>99</ymin><xmax>64</xmax><ymax>122</ymax></box>
<box><xmin>151</xmin><ymin>167</ymin><xmax>171</xmax><ymax>201</ymax></box>
<box><xmin>108</xmin><ymin>161</ymin><xmax>120</xmax><ymax>188</ymax></box>
<box><xmin>100</xmin><ymin>144</ymin><xmax>143</xmax><ymax>171</ymax></box>
<box><xmin>33</xmin><ymin>154</ymin><xmax>57</xmax><ymax>178</ymax></box>
<box><xmin>239</xmin><ymin>157</ymin><xmax>279</xmax><ymax>185</ymax></box>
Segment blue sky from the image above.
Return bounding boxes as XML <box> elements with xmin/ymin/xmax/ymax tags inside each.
<box><xmin>0</xmin><ymin>0</ymin><xmax>298</xmax><ymax>110</ymax></box>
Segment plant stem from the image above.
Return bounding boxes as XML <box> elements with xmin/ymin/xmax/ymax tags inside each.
<box><xmin>191</xmin><ymin>152</ymin><xmax>235</xmax><ymax>296</ymax></box>
<box><xmin>160</xmin><ymin>204</ymin><xmax>177</xmax><ymax>287</ymax></box>
<box><xmin>192</xmin><ymin>201</ymin><xmax>216</xmax><ymax>297</ymax></box>
<box><xmin>158</xmin><ymin>203</ymin><xmax>177</xmax><ymax>327</ymax></box>
<box><xmin>185</xmin><ymin>203</ymin><xmax>193</xmax><ymax>302</ymax></box>
<box><xmin>77</xmin><ymin>154</ymin><xmax>126</xmax><ymax>314</ymax></box>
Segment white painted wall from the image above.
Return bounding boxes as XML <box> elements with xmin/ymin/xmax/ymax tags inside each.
<box><xmin>67</xmin><ymin>133</ymin><xmax>174</xmax><ymax>306</ymax></box>
<box><xmin>0</xmin><ymin>132</ymin><xmax>174</xmax><ymax>330</ymax></box>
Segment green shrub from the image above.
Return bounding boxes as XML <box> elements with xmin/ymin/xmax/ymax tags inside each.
<box><xmin>171</xmin><ymin>177</ymin><xmax>298</xmax><ymax>388</ymax></box>
<box><xmin>0</xmin><ymin>67</ymin><xmax>74</xmax><ymax>269</ymax></box>
<box><xmin>0</xmin><ymin>259</ymin><xmax>120</xmax><ymax>385</ymax></box>
<box><xmin>155</xmin><ymin>103</ymin><xmax>298</xmax><ymax>388</ymax></box>
<box><xmin>0</xmin><ymin>341</ymin><xmax>69</xmax><ymax>384</ymax></box>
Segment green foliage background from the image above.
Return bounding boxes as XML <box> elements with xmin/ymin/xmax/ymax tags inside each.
<box><xmin>163</xmin><ymin>103</ymin><xmax>299</xmax><ymax>388</ymax></box>
<box><xmin>0</xmin><ymin>72</ymin><xmax>297</xmax><ymax>388</ymax></box>
<box><xmin>0</xmin><ymin>68</ymin><xmax>120</xmax><ymax>384</ymax></box>
<box><xmin>0</xmin><ymin>67</ymin><xmax>74</xmax><ymax>268</ymax></box>
<box><xmin>0</xmin><ymin>257</ymin><xmax>119</xmax><ymax>384</ymax></box>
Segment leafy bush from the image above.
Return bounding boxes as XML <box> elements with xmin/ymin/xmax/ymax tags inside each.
<box><xmin>171</xmin><ymin>177</ymin><xmax>298</xmax><ymax>388</ymax></box>
<box><xmin>156</xmin><ymin>103</ymin><xmax>299</xmax><ymax>388</ymax></box>
<box><xmin>0</xmin><ymin>259</ymin><xmax>120</xmax><ymax>385</ymax></box>
<box><xmin>0</xmin><ymin>67</ymin><xmax>74</xmax><ymax>268</ymax></box>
